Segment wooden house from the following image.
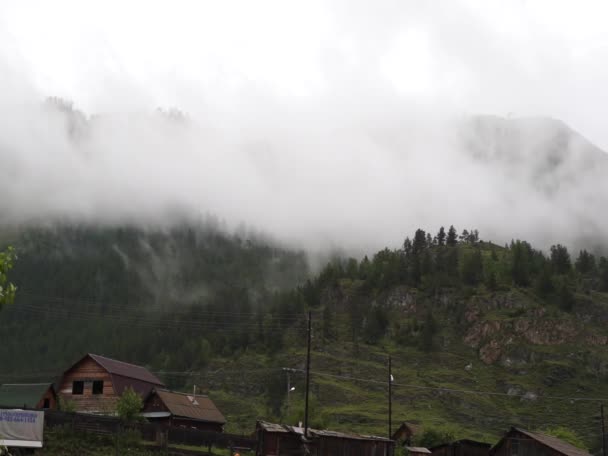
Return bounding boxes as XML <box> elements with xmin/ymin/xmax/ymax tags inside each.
<box><xmin>490</xmin><ymin>428</ymin><xmax>591</xmax><ymax>456</ymax></box>
<box><xmin>392</xmin><ymin>421</ymin><xmax>423</xmax><ymax>445</ymax></box>
<box><xmin>430</xmin><ymin>439</ymin><xmax>491</xmax><ymax>456</ymax></box>
<box><xmin>0</xmin><ymin>383</ymin><xmax>57</xmax><ymax>410</ymax></box>
<box><xmin>142</xmin><ymin>389</ymin><xmax>226</xmax><ymax>432</ymax></box>
<box><xmin>256</xmin><ymin>420</ymin><xmax>394</xmax><ymax>456</ymax></box>
<box><xmin>58</xmin><ymin>353</ymin><xmax>165</xmax><ymax>413</ymax></box>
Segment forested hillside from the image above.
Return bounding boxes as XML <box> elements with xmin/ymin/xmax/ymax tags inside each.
<box><xmin>2</xmin><ymin>223</ymin><xmax>608</xmax><ymax>452</ymax></box>
<box><xmin>0</xmin><ymin>220</ymin><xmax>309</xmax><ymax>375</ymax></box>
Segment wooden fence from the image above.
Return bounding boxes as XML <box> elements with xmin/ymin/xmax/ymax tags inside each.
<box><xmin>43</xmin><ymin>410</ymin><xmax>256</xmax><ymax>453</ymax></box>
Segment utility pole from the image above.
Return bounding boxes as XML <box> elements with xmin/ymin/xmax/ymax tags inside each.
<box><xmin>388</xmin><ymin>355</ymin><xmax>392</xmax><ymax>440</ymax></box>
<box><xmin>304</xmin><ymin>311</ymin><xmax>312</xmax><ymax>437</ymax></box>
<box><xmin>601</xmin><ymin>404</ymin><xmax>606</xmax><ymax>456</ymax></box>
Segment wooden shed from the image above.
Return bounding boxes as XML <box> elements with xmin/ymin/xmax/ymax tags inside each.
<box><xmin>0</xmin><ymin>383</ymin><xmax>57</xmax><ymax>410</ymax></box>
<box><xmin>430</xmin><ymin>439</ymin><xmax>491</xmax><ymax>456</ymax></box>
<box><xmin>490</xmin><ymin>428</ymin><xmax>591</xmax><ymax>456</ymax></box>
<box><xmin>256</xmin><ymin>420</ymin><xmax>394</xmax><ymax>456</ymax></box>
<box><xmin>142</xmin><ymin>389</ymin><xmax>226</xmax><ymax>432</ymax></box>
<box><xmin>58</xmin><ymin>353</ymin><xmax>165</xmax><ymax>413</ymax></box>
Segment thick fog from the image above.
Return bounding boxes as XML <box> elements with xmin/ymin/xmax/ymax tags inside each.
<box><xmin>1</xmin><ymin>0</ymin><xmax>608</xmax><ymax>253</ymax></box>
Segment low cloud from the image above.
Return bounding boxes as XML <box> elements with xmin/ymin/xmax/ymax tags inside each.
<box><xmin>1</xmin><ymin>0</ymin><xmax>608</xmax><ymax>254</ymax></box>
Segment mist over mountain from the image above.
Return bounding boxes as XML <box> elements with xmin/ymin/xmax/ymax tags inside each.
<box><xmin>1</xmin><ymin>98</ymin><xmax>607</xmax><ymax>255</ymax></box>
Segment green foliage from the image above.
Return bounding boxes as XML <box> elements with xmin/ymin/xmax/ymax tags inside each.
<box><xmin>415</xmin><ymin>427</ymin><xmax>456</xmax><ymax>448</ymax></box>
<box><xmin>541</xmin><ymin>426</ymin><xmax>587</xmax><ymax>450</ymax></box>
<box><xmin>575</xmin><ymin>250</ymin><xmax>596</xmax><ymax>275</ymax></box>
<box><xmin>510</xmin><ymin>241</ymin><xmax>532</xmax><ymax>286</ymax></box>
<box><xmin>556</xmin><ymin>279</ymin><xmax>575</xmax><ymax>312</ymax></box>
<box><xmin>58</xmin><ymin>396</ymin><xmax>77</xmax><ymax>412</ymax></box>
<box><xmin>420</xmin><ymin>310</ymin><xmax>438</xmax><ymax>352</ymax></box>
<box><xmin>461</xmin><ymin>248</ymin><xmax>483</xmax><ymax>286</ymax></box>
<box><xmin>116</xmin><ymin>387</ymin><xmax>144</xmax><ymax>423</ymax></box>
<box><xmin>550</xmin><ymin>244</ymin><xmax>572</xmax><ymax>275</ymax></box>
<box><xmin>0</xmin><ymin>246</ymin><xmax>17</xmax><ymax>309</ymax></box>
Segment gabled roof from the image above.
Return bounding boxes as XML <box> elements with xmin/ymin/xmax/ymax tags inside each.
<box><xmin>492</xmin><ymin>428</ymin><xmax>590</xmax><ymax>456</ymax></box>
<box><xmin>87</xmin><ymin>354</ymin><xmax>164</xmax><ymax>386</ymax></box>
<box><xmin>150</xmin><ymin>389</ymin><xmax>226</xmax><ymax>425</ymax></box>
<box><xmin>0</xmin><ymin>383</ymin><xmax>53</xmax><ymax>408</ymax></box>
<box><xmin>257</xmin><ymin>421</ymin><xmax>392</xmax><ymax>443</ymax></box>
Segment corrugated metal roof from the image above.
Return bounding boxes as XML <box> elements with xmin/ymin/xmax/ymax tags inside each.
<box><xmin>512</xmin><ymin>428</ymin><xmax>591</xmax><ymax>456</ymax></box>
<box><xmin>153</xmin><ymin>389</ymin><xmax>226</xmax><ymax>424</ymax></box>
<box><xmin>88</xmin><ymin>354</ymin><xmax>164</xmax><ymax>386</ymax></box>
<box><xmin>405</xmin><ymin>446</ymin><xmax>431</xmax><ymax>454</ymax></box>
<box><xmin>257</xmin><ymin>421</ymin><xmax>392</xmax><ymax>442</ymax></box>
<box><xmin>258</xmin><ymin>421</ymin><xmax>291</xmax><ymax>433</ymax></box>
<box><xmin>0</xmin><ymin>383</ymin><xmax>52</xmax><ymax>408</ymax></box>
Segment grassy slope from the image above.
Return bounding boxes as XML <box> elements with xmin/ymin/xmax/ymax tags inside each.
<box><xmin>199</xmin><ymin>292</ymin><xmax>608</xmax><ymax>451</ymax></box>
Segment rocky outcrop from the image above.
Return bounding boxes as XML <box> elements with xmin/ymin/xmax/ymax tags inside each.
<box><xmin>479</xmin><ymin>340</ymin><xmax>502</xmax><ymax>364</ymax></box>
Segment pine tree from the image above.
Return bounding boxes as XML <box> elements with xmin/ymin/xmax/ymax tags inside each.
<box><xmin>550</xmin><ymin>244</ymin><xmax>572</xmax><ymax>275</ymax></box>
<box><xmin>446</xmin><ymin>225</ymin><xmax>458</xmax><ymax>247</ymax></box>
<box><xmin>437</xmin><ymin>227</ymin><xmax>446</xmax><ymax>246</ymax></box>
<box><xmin>511</xmin><ymin>241</ymin><xmax>531</xmax><ymax>287</ymax></box>
<box><xmin>413</xmin><ymin>229</ymin><xmax>427</xmax><ymax>255</ymax></box>
<box><xmin>575</xmin><ymin>250</ymin><xmax>596</xmax><ymax>275</ymax></box>
<box><xmin>460</xmin><ymin>229</ymin><xmax>470</xmax><ymax>243</ymax></box>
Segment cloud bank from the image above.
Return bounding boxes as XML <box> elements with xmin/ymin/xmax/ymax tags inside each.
<box><xmin>1</xmin><ymin>0</ymin><xmax>608</xmax><ymax>253</ymax></box>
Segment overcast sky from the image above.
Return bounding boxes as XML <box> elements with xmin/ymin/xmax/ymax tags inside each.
<box><xmin>2</xmin><ymin>0</ymin><xmax>608</xmax><ymax>146</ymax></box>
<box><xmin>1</xmin><ymin>1</ymin><xmax>608</xmax><ymax>252</ymax></box>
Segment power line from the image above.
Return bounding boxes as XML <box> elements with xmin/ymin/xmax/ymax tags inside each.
<box><xmin>289</xmin><ymin>369</ymin><xmax>608</xmax><ymax>403</ymax></box>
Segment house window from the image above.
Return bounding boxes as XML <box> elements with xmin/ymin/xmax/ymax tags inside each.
<box><xmin>43</xmin><ymin>398</ymin><xmax>50</xmax><ymax>409</ymax></box>
<box><xmin>92</xmin><ymin>380</ymin><xmax>104</xmax><ymax>395</ymax></box>
<box><xmin>72</xmin><ymin>381</ymin><xmax>84</xmax><ymax>395</ymax></box>
<box><xmin>511</xmin><ymin>439</ymin><xmax>519</xmax><ymax>456</ymax></box>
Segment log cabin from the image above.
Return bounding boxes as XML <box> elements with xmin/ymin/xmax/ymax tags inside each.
<box><xmin>256</xmin><ymin>420</ymin><xmax>395</xmax><ymax>456</ymax></box>
<box><xmin>142</xmin><ymin>389</ymin><xmax>226</xmax><ymax>432</ymax></box>
<box><xmin>490</xmin><ymin>428</ymin><xmax>591</xmax><ymax>456</ymax></box>
<box><xmin>58</xmin><ymin>353</ymin><xmax>165</xmax><ymax>414</ymax></box>
<box><xmin>0</xmin><ymin>383</ymin><xmax>57</xmax><ymax>410</ymax></box>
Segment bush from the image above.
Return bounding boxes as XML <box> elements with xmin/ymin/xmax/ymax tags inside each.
<box><xmin>116</xmin><ymin>387</ymin><xmax>144</xmax><ymax>423</ymax></box>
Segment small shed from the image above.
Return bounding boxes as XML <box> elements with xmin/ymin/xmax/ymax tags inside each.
<box><xmin>0</xmin><ymin>383</ymin><xmax>57</xmax><ymax>410</ymax></box>
<box><xmin>58</xmin><ymin>353</ymin><xmax>165</xmax><ymax>413</ymax></box>
<box><xmin>430</xmin><ymin>439</ymin><xmax>491</xmax><ymax>456</ymax></box>
<box><xmin>406</xmin><ymin>446</ymin><xmax>431</xmax><ymax>456</ymax></box>
<box><xmin>490</xmin><ymin>427</ymin><xmax>591</xmax><ymax>456</ymax></box>
<box><xmin>392</xmin><ymin>421</ymin><xmax>423</xmax><ymax>445</ymax></box>
<box><xmin>256</xmin><ymin>420</ymin><xmax>394</xmax><ymax>456</ymax></box>
<box><xmin>142</xmin><ymin>389</ymin><xmax>226</xmax><ymax>432</ymax></box>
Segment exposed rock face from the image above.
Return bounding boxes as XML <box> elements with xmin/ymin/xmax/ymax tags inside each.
<box><xmin>386</xmin><ymin>286</ymin><xmax>417</xmax><ymax>314</ymax></box>
<box><xmin>379</xmin><ymin>287</ymin><xmax>605</xmax><ymax>366</ymax></box>
<box><xmin>464</xmin><ymin>321</ymin><xmax>501</xmax><ymax>348</ymax></box>
<box><xmin>479</xmin><ymin>340</ymin><xmax>502</xmax><ymax>365</ymax></box>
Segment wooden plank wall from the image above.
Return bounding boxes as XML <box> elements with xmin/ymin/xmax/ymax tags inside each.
<box><xmin>58</xmin><ymin>357</ymin><xmax>117</xmax><ymax>413</ymax></box>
